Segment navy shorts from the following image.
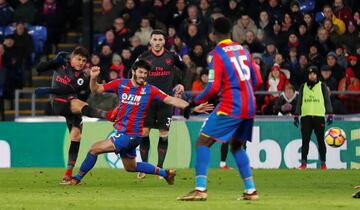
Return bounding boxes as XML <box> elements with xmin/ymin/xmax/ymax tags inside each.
<box><xmin>110</xmin><ymin>132</ymin><xmax>141</xmax><ymax>158</ymax></box>
<box><xmin>201</xmin><ymin>112</ymin><xmax>254</xmax><ymax>143</ymax></box>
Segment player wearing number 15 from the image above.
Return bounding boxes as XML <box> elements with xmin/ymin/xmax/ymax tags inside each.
<box><xmin>178</xmin><ymin>17</ymin><xmax>263</xmax><ymax>201</ymax></box>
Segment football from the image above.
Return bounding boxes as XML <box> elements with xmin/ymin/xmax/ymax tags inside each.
<box><xmin>325</xmin><ymin>127</ymin><xmax>346</xmax><ymax>148</ymax></box>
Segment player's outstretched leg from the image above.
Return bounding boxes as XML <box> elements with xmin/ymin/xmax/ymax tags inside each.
<box><xmin>231</xmin><ymin>140</ymin><xmax>259</xmax><ymax>201</ymax></box>
<box><xmin>178</xmin><ymin>135</ymin><xmax>213</xmax><ymax>201</ymax></box>
<box><xmin>70</xmin><ymin>99</ymin><xmax>107</xmax><ymax>119</ymax></box>
<box><xmin>69</xmin><ymin>139</ymin><xmax>114</xmax><ymax>185</ymax></box>
<box><xmin>353</xmin><ymin>186</ymin><xmax>360</xmax><ymax>198</ymax></box>
<box><xmin>122</xmin><ymin>157</ymin><xmax>176</xmax><ymax>185</ymax></box>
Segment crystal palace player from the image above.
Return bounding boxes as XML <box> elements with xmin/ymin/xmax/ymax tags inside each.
<box><xmin>36</xmin><ymin>47</ymin><xmax>108</xmax><ymax>184</ymax></box>
<box><xmin>68</xmin><ymin>60</ymin><xmax>213</xmax><ymax>185</ymax></box>
<box><xmin>177</xmin><ymin>17</ymin><xmax>263</xmax><ymax>201</ymax></box>
<box><xmin>136</xmin><ymin>30</ymin><xmax>188</xmax><ymax>179</ymax></box>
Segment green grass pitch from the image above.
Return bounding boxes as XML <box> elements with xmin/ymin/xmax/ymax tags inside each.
<box><xmin>0</xmin><ymin>168</ymin><xmax>359</xmax><ymax>210</ymax></box>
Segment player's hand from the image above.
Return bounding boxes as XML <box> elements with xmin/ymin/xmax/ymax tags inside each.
<box><xmin>193</xmin><ymin>102</ymin><xmax>214</xmax><ymax>114</ymax></box>
<box><xmin>354</xmin><ymin>186</ymin><xmax>360</xmax><ymax>189</ymax></box>
<box><xmin>34</xmin><ymin>87</ymin><xmax>51</xmax><ymax>96</ymax></box>
<box><xmin>327</xmin><ymin>114</ymin><xmax>334</xmax><ymax>125</ymax></box>
<box><xmin>90</xmin><ymin>66</ymin><xmax>100</xmax><ymax>79</ymax></box>
<box><xmin>174</xmin><ymin>84</ymin><xmax>184</xmax><ymax>95</ymax></box>
<box><xmin>293</xmin><ymin>115</ymin><xmax>299</xmax><ymax>128</ymax></box>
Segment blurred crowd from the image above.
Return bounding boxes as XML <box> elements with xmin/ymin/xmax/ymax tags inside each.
<box><xmin>1</xmin><ymin>0</ymin><xmax>360</xmax><ymax>117</ymax></box>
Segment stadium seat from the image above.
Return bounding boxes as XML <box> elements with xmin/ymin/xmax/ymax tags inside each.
<box><xmin>29</xmin><ymin>26</ymin><xmax>47</xmax><ymax>54</ymax></box>
<box><xmin>0</xmin><ymin>27</ymin><xmax>4</xmax><ymax>41</ymax></box>
<box><xmin>4</xmin><ymin>25</ymin><xmax>15</xmax><ymax>36</ymax></box>
<box><xmin>94</xmin><ymin>34</ymin><xmax>105</xmax><ymax>51</ymax></box>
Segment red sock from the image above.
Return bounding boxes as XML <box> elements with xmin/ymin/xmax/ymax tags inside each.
<box><xmin>65</xmin><ymin>169</ymin><xmax>72</xmax><ymax>177</ymax></box>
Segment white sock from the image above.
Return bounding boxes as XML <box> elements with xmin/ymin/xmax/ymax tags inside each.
<box><xmin>219</xmin><ymin>161</ymin><xmax>227</xmax><ymax>167</ymax></box>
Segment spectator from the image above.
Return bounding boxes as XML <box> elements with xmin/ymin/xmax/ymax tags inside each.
<box><xmin>334</xmin><ymin>45</ymin><xmax>347</xmax><ymax>69</ymax></box>
<box><xmin>2</xmin><ymin>35</ymin><xmax>17</xmax><ymax>101</ymax></box>
<box><xmin>151</xmin><ymin>0</ymin><xmax>171</xmax><ymax>27</ymax></box>
<box><xmin>268</xmin><ymin>19</ymin><xmax>287</xmax><ymax>49</ymax></box>
<box><xmin>287</xmin><ymin>47</ymin><xmax>299</xmax><ymax>73</ymax></box>
<box><xmin>292</xmin><ymin>53</ymin><xmax>309</xmax><ymax>89</ymax></box>
<box><xmin>353</xmin><ymin>10</ymin><xmax>360</xmax><ymax>32</ymax></box>
<box><xmin>181</xmin><ymin>54</ymin><xmax>198</xmax><ymax>91</ymax></box>
<box><xmin>198</xmin><ymin>0</ymin><xmax>212</xmax><ymax>23</ymax></box>
<box><xmin>166</xmin><ymin>25</ymin><xmax>177</xmax><ymax>50</ymax></box>
<box><xmin>262</xmin><ymin>63</ymin><xmax>289</xmax><ymax>114</ymax></box>
<box><xmin>342</xmin><ymin>20</ymin><xmax>360</xmax><ymax>54</ymax></box>
<box><xmin>347</xmin><ymin>55</ymin><xmax>360</xmax><ymax>79</ymax></box>
<box><xmin>322</xmin><ymin>18</ymin><xmax>342</xmax><ymax>46</ymax></box>
<box><xmin>262</xmin><ymin>40</ymin><xmax>277</xmax><ymax>67</ymax></box>
<box><xmin>120</xmin><ymin>48</ymin><xmax>133</xmax><ymax>78</ymax></box>
<box><xmin>120</xmin><ymin>0</ymin><xmax>143</xmax><ymax>33</ymax></box>
<box><xmin>172</xmin><ymin>36</ymin><xmax>189</xmax><ymax>57</ymax></box>
<box><xmin>281</xmin><ymin>12</ymin><xmax>296</xmax><ymax>33</ymax></box>
<box><xmin>248</xmin><ymin>0</ymin><xmax>267</xmax><ymax>21</ymax></box>
<box><xmin>12</xmin><ymin>21</ymin><xmax>33</xmax><ymax>87</ymax></box>
<box><xmin>99</xmin><ymin>44</ymin><xmax>113</xmax><ymax>83</ymax></box>
<box><xmin>338</xmin><ymin>67</ymin><xmax>360</xmax><ymax>113</ymax></box>
<box><xmin>274</xmin><ymin>84</ymin><xmax>298</xmax><ymax>115</ymax></box>
<box><xmin>171</xmin><ymin>0</ymin><xmax>187</xmax><ymax>29</ymax></box>
<box><xmin>109</xmin><ymin>53</ymin><xmax>124</xmax><ymax>79</ymax></box>
<box><xmin>297</xmin><ymin>22</ymin><xmax>314</xmax><ymax>51</ymax></box>
<box><xmin>89</xmin><ymin>53</ymin><xmax>101</xmax><ymax>67</ymax></box>
<box><xmin>256</xmin><ymin>10</ymin><xmax>272</xmax><ymax>37</ymax></box>
<box><xmin>98</xmin><ymin>30</ymin><xmax>119</xmax><ymax>53</ymax></box>
<box><xmin>289</xmin><ymin>0</ymin><xmax>303</xmax><ymax>24</ymax></box>
<box><xmin>266</xmin><ymin>0</ymin><xmax>284</xmax><ymax>23</ymax></box>
<box><xmin>333</xmin><ymin>0</ymin><xmax>353</xmax><ymax>24</ymax></box>
<box><xmin>308</xmin><ymin>42</ymin><xmax>323</xmax><ymax>68</ymax></box>
<box><xmin>303</xmin><ymin>12</ymin><xmax>319</xmax><ymax>36</ymax></box>
<box><xmin>112</xmin><ymin>17</ymin><xmax>131</xmax><ymax>51</ymax></box>
<box><xmin>326</xmin><ymin>51</ymin><xmax>345</xmax><ymax>81</ymax></box>
<box><xmin>0</xmin><ymin>0</ymin><xmax>14</xmax><ymax>27</ymax></box>
<box><xmin>134</xmin><ymin>17</ymin><xmax>153</xmax><ymax>46</ymax></box>
<box><xmin>191</xmin><ymin>68</ymin><xmax>208</xmax><ymax>96</ymax></box>
<box><xmin>225</xmin><ymin>0</ymin><xmax>244</xmax><ymax>24</ymax></box>
<box><xmin>129</xmin><ymin>35</ymin><xmax>146</xmax><ymax>60</ymax></box>
<box><xmin>183</xmin><ymin>23</ymin><xmax>202</xmax><ymax>49</ymax></box>
<box><xmin>320</xmin><ymin>64</ymin><xmax>338</xmax><ymax>91</ymax></box>
<box><xmin>322</xmin><ymin>4</ymin><xmax>346</xmax><ymax>35</ymax></box>
<box><xmin>40</xmin><ymin>0</ymin><xmax>64</xmax><ymax>54</ymax></box>
<box><xmin>316</xmin><ymin>27</ymin><xmax>335</xmax><ymax>56</ymax></box>
<box><xmin>242</xmin><ymin>30</ymin><xmax>264</xmax><ymax>53</ymax></box>
<box><xmin>232</xmin><ymin>14</ymin><xmax>258</xmax><ymax>44</ymax></box>
<box><xmin>94</xmin><ymin>0</ymin><xmax>118</xmax><ymax>33</ymax></box>
<box><xmin>190</xmin><ymin>44</ymin><xmax>207</xmax><ymax>69</ymax></box>
<box><xmin>178</xmin><ymin>4</ymin><xmax>209</xmax><ymax>40</ymax></box>
<box><xmin>13</xmin><ymin>0</ymin><xmax>37</xmax><ymax>24</ymax></box>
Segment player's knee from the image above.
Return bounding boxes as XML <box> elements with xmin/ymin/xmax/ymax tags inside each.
<box><xmin>196</xmin><ymin>135</ymin><xmax>215</xmax><ymax>147</ymax></box>
<box><xmin>143</xmin><ymin>128</ymin><xmax>150</xmax><ymax>136</ymax></box>
<box><xmin>124</xmin><ymin>165</ymin><xmax>136</xmax><ymax>172</ymax></box>
<box><xmin>231</xmin><ymin>140</ymin><xmax>245</xmax><ymax>153</ymax></box>
<box><xmin>89</xmin><ymin>144</ymin><xmax>101</xmax><ymax>154</ymax></box>
<box><xmin>159</xmin><ymin>130</ymin><xmax>168</xmax><ymax>137</ymax></box>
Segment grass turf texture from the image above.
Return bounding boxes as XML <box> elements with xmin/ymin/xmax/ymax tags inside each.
<box><xmin>0</xmin><ymin>169</ymin><xmax>359</xmax><ymax>210</ymax></box>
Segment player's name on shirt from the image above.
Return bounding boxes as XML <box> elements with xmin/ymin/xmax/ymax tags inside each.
<box><xmin>222</xmin><ymin>44</ymin><xmax>243</xmax><ymax>52</ymax></box>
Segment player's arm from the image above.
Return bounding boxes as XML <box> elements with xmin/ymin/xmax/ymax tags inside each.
<box><xmin>36</xmin><ymin>51</ymin><xmax>68</xmax><ymax>74</ymax></box>
<box><xmin>193</xmin><ymin>52</ymin><xmax>223</xmax><ymax>104</ymax></box>
<box><xmin>89</xmin><ymin>66</ymin><xmax>105</xmax><ymax>94</ymax></box>
<box><xmin>173</xmin><ymin>53</ymin><xmax>187</xmax><ymax>94</ymax></box>
<box><xmin>163</xmin><ymin>95</ymin><xmax>189</xmax><ymax>109</ymax></box>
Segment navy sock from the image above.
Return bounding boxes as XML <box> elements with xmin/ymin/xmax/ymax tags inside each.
<box><xmin>135</xmin><ymin>162</ymin><xmax>168</xmax><ymax>177</ymax></box>
<box><xmin>140</xmin><ymin>136</ymin><xmax>150</xmax><ymax>162</ymax></box>
<box><xmin>157</xmin><ymin>136</ymin><xmax>168</xmax><ymax>168</ymax></box>
<box><xmin>195</xmin><ymin>146</ymin><xmax>211</xmax><ymax>191</ymax></box>
<box><xmin>74</xmin><ymin>152</ymin><xmax>97</xmax><ymax>180</ymax></box>
<box><xmin>233</xmin><ymin>148</ymin><xmax>255</xmax><ymax>191</ymax></box>
<box><xmin>67</xmin><ymin>141</ymin><xmax>80</xmax><ymax>170</ymax></box>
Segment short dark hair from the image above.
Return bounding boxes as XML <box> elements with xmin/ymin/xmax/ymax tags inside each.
<box><xmin>213</xmin><ymin>17</ymin><xmax>232</xmax><ymax>35</ymax></box>
<box><xmin>150</xmin><ymin>29</ymin><xmax>167</xmax><ymax>39</ymax></box>
<box><xmin>72</xmin><ymin>46</ymin><xmax>89</xmax><ymax>59</ymax></box>
<box><xmin>131</xmin><ymin>59</ymin><xmax>151</xmax><ymax>72</ymax></box>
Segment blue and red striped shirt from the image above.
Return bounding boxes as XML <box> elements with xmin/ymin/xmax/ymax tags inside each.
<box><xmin>103</xmin><ymin>79</ymin><xmax>167</xmax><ymax>136</ymax></box>
<box><xmin>194</xmin><ymin>39</ymin><xmax>263</xmax><ymax>119</ymax></box>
